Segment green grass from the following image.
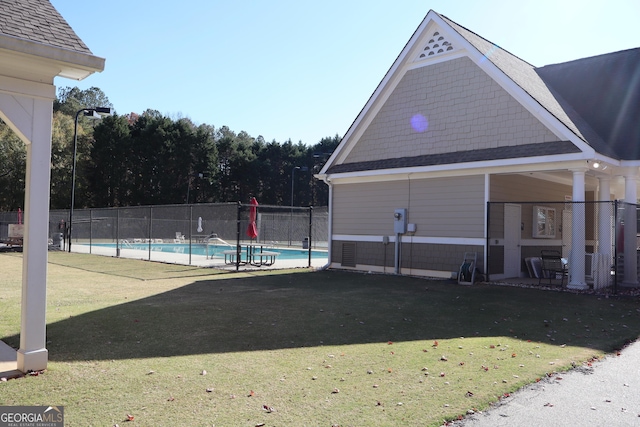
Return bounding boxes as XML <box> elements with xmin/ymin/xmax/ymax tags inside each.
<box><xmin>1</xmin><ymin>251</ymin><xmax>639</xmax><ymax>426</ymax></box>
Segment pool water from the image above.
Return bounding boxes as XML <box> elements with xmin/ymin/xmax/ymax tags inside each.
<box><xmin>91</xmin><ymin>242</ymin><xmax>327</xmax><ymax>261</ymax></box>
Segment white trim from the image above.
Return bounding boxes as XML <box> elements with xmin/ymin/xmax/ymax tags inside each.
<box><xmin>0</xmin><ymin>34</ymin><xmax>105</xmax><ymax>79</ymax></box>
<box><xmin>0</xmin><ymin>75</ymin><xmax>55</xmax><ymax>100</ymax></box>
<box><xmin>325</xmin><ymin>156</ymin><xmax>606</xmax><ymax>185</ymax></box>
<box><xmin>328</xmin><ymin>262</ymin><xmax>456</xmax><ymax>279</ymax></box>
<box><xmin>332</xmin><ymin>234</ymin><xmax>485</xmax><ymax>246</ymax></box>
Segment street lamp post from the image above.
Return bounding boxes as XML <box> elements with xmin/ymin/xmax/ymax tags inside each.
<box><xmin>68</xmin><ymin>107</ymin><xmax>113</xmax><ymax>252</ymax></box>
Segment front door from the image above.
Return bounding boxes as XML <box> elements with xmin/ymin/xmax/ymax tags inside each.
<box><xmin>504</xmin><ymin>204</ymin><xmax>521</xmax><ymax>278</ymax></box>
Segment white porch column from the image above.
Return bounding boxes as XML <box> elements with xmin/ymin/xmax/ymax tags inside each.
<box><xmin>568</xmin><ymin>168</ymin><xmax>587</xmax><ymax>290</ymax></box>
<box><xmin>15</xmin><ymin>97</ymin><xmax>53</xmax><ymax>372</ymax></box>
<box><xmin>622</xmin><ymin>169</ymin><xmax>638</xmax><ymax>287</ymax></box>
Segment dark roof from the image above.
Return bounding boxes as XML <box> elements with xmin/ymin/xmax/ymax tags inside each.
<box><xmin>0</xmin><ymin>0</ymin><xmax>92</xmax><ymax>54</ymax></box>
<box><xmin>536</xmin><ymin>49</ymin><xmax>640</xmax><ymax>160</ymax></box>
<box><xmin>326</xmin><ymin>141</ymin><xmax>580</xmax><ymax>174</ymax></box>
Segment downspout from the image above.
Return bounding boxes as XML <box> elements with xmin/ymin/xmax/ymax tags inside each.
<box><xmin>394</xmin><ymin>232</ymin><xmax>401</xmax><ymax>274</ymax></box>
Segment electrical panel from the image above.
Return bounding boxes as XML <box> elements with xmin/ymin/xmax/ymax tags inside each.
<box><xmin>393</xmin><ymin>208</ymin><xmax>407</xmax><ymax>234</ymax></box>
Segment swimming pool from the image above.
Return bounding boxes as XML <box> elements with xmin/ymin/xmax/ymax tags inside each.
<box><xmin>90</xmin><ymin>242</ymin><xmax>327</xmax><ymax>261</ymax></box>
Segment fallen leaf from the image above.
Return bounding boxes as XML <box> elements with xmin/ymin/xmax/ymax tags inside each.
<box><xmin>544</xmin><ymin>403</ymin><xmax>554</xmax><ymax>407</ymax></box>
<box><xmin>511</xmin><ymin>353</ymin><xmax>517</xmax><ymax>358</ymax></box>
<box><xmin>125</xmin><ymin>414</ymin><xmax>134</xmax><ymax>421</ymax></box>
<box><xmin>248</xmin><ymin>390</ymin><xmax>255</xmax><ymax>397</ymax></box>
<box><xmin>388</xmin><ymin>341</ymin><xmax>393</xmax><ymax>345</ymax></box>
<box><xmin>466</xmin><ymin>391</ymin><xmax>474</xmax><ymax>397</ymax></box>
<box><xmin>433</xmin><ymin>341</ymin><xmax>439</xmax><ymax>347</ymax></box>
<box><xmin>262</xmin><ymin>405</ymin><xmax>275</xmax><ymax>413</ymax></box>
<box><xmin>167</xmin><ymin>397</ymin><xmax>175</xmax><ymax>401</ymax></box>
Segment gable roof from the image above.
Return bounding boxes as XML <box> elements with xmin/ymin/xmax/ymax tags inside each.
<box><xmin>0</xmin><ymin>0</ymin><xmax>104</xmax><ymax>80</ymax></box>
<box><xmin>536</xmin><ymin>48</ymin><xmax>640</xmax><ymax>159</ymax></box>
<box><xmin>322</xmin><ymin>10</ymin><xmax>639</xmax><ymax>176</ymax></box>
<box><xmin>0</xmin><ymin>0</ymin><xmax>91</xmax><ymax>54</ymax></box>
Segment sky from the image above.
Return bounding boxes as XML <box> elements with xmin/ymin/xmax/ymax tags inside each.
<box><xmin>51</xmin><ymin>0</ymin><xmax>640</xmax><ymax>146</ymax></box>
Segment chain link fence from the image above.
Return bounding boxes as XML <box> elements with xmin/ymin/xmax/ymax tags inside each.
<box><xmin>487</xmin><ymin>201</ymin><xmax>639</xmax><ymax>293</ymax></box>
<box><xmin>2</xmin><ymin>203</ymin><xmax>328</xmax><ymax>268</ymax></box>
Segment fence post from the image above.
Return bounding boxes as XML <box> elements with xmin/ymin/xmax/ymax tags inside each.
<box><xmin>236</xmin><ymin>201</ymin><xmax>241</xmax><ymax>271</ymax></box>
<box><xmin>614</xmin><ymin>200</ymin><xmax>618</xmax><ymax>294</ymax></box>
<box><xmin>189</xmin><ymin>205</ymin><xmax>193</xmax><ymax>265</ymax></box>
<box><xmin>308</xmin><ymin>206</ymin><xmax>313</xmax><ymax>267</ymax></box>
<box><xmin>116</xmin><ymin>208</ymin><xmax>120</xmax><ymax>257</ymax></box>
<box><xmin>148</xmin><ymin>206</ymin><xmax>152</xmax><ymax>261</ymax></box>
<box><xmin>486</xmin><ymin>201</ymin><xmax>491</xmax><ymax>282</ymax></box>
<box><xmin>89</xmin><ymin>208</ymin><xmax>93</xmax><ymax>254</ymax></box>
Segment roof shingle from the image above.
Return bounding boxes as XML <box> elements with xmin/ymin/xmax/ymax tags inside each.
<box><xmin>0</xmin><ymin>0</ymin><xmax>92</xmax><ymax>54</ymax></box>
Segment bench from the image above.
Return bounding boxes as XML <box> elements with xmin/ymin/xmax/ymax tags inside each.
<box><xmin>223</xmin><ymin>250</ymin><xmax>246</xmax><ymax>265</ymax></box>
<box><xmin>250</xmin><ymin>250</ymin><xmax>279</xmax><ymax>266</ymax></box>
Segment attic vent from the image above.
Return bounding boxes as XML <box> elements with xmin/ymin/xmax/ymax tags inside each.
<box><xmin>415</xmin><ymin>28</ymin><xmax>455</xmax><ymax>62</ymax></box>
<box><xmin>341</xmin><ymin>242</ymin><xmax>356</xmax><ymax>267</ymax></box>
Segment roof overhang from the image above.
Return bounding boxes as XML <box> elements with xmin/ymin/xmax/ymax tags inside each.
<box><xmin>0</xmin><ymin>33</ymin><xmax>105</xmax><ymax>83</ymax></box>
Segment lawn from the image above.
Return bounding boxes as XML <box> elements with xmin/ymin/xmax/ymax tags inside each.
<box><xmin>1</xmin><ymin>251</ymin><xmax>639</xmax><ymax>426</ymax></box>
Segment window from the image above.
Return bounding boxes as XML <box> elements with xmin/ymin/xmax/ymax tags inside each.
<box><xmin>533</xmin><ymin>206</ymin><xmax>556</xmax><ymax>238</ymax></box>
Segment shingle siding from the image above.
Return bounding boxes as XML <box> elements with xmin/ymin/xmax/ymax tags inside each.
<box><xmin>344</xmin><ymin>57</ymin><xmax>558</xmax><ymax>164</ymax></box>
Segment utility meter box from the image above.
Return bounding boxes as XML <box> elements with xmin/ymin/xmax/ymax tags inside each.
<box><xmin>393</xmin><ymin>208</ymin><xmax>407</xmax><ymax>234</ymax></box>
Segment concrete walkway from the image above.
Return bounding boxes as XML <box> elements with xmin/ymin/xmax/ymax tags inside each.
<box><xmin>0</xmin><ymin>340</ymin><xmax>20</xmax><ymax>379</ymax></box>
<box><xmin>455</xmin><ymin>340</ymin><xmax>640</xmax><ymax>427</ymax></box>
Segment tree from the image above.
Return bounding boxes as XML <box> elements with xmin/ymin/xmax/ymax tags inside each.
<box><xmin>0</xmin><ymin>119</ymin><xmax>26</xmax><ymax>209</ymax></box>
<box><xmin>90</xmin><ymin>114</ymin><xmax>132</xmax><ymax>207</ymax></box>
<box><xmin>54</xmin><ymin>86</ymin><xmax>113</xmax><ymax>117</ymax></box>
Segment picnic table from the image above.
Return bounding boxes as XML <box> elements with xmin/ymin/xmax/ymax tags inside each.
<box><xmin>223</xmin><ymin>245</ymin><xmax>279</xmax><ymax>266</ymax></box>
